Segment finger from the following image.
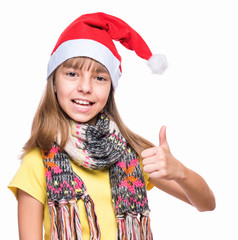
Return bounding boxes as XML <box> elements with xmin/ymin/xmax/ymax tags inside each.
<box><xmin>149</xmin><ymin>169</ymin><xmax>167</xmax><ymax>179</ymax></box>
<box><xmin>159</xmin><ymin>126</ymin><xmax>168</xmax><ymax>147</ymax></box>
<box><xmin>143</xmin><ymin>161</ymin><xmax>165</xmax><ymax>174</ymax></box>
<box><xmin>141</xmin><ymin>146</ymin><xmax>157</xmax><ymax>159</ymax></box>
<box><xmin>143</xmin><ymin>163</ymin><xmax>159</xmax><ymax>174</ymax></box>
<box><xmin>142</xmin><ymin>150</ymin><xmax>167</xmax><ymax>165</ymax></box>
<box><xmin>142</xmin><ymin>156</ymin><xmax>159</xmax><ymax>166</ymax></box>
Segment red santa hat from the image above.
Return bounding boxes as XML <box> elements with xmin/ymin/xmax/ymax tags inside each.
<box><xmin>47</xmin><ymin>12</ymin><xmax>168</xmax><ymax>89</ymax></box>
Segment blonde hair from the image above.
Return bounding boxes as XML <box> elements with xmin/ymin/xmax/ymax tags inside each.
<box><xmin>22</xmin><ymin>57</ymin><xmax>154</xmax><ymax>156</ymax></box>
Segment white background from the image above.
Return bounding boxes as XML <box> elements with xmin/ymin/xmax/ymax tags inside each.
<box><xmin>1</xmin><ymin>0</ymin><xmax>238</xmax><ymax>239</ymax></box>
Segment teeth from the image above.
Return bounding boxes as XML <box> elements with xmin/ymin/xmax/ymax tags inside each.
<box><xmin>74</xmin><ymin>100</ymin><xmax>90</xmax><ymax>105</ymax></box>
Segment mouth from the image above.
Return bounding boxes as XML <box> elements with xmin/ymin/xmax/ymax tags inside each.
<box><xmin>72</xmin><ymin>99</ymin><xmax>94</xmax><ymax>109</ymax></box>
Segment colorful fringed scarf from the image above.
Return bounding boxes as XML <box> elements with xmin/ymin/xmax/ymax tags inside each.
<box><xmin>42</xmin><ymin>113</ymin><xmax>153</xmax><ymax>240</ymax></box>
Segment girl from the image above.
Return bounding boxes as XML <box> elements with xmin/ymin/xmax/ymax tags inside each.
<box><xmin>8</xmin><ymin>12</ymin><xmax>215</xmax><ymax>240</ymax></box>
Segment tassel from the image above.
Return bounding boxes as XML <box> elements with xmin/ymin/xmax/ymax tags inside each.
<box><xmin>69</xmin><ymin>200</ymin><xmax>76</xmax><ymax>240</ymax></box>
<box><xmin>48</xmin><ymin>202</ymin><xmax>59</xmax><ymax>240</ymax></box>
<box><xmin>84</xmin><ymin>195</ymin><xmax>101</xmax><ymax>240</ymax></box>
<box><xmin>59</xmin><ymin>200</ymin><xmax>72</xmax><ymax>240</ymax></box>
<box><xmin>69</xmin><ymin>199</ymin><xmax>82</xmax><ymax>240</ymax></box>
<box><xmin>116</xmin><ymin>215</ymin><xmax>126</xmax><ymax>240</ymax></box>
<box><xmin>125</xmin><ymin>213</ymin><xmax>141</xmax><ymax>240</ymax></box>
<box><xmin>140</xmin><ymin>211</ymin><xmax>153</xmax><ymax>240</ymax></box>
<box><xmin>132</xmin><ymin>215</ymin><xmax>141</xmax><ymax>239</ymax></box>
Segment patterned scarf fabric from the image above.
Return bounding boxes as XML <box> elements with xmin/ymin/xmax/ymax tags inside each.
<box><xmin>42</xmin><ymin>113</ymin><xmax>153</xmax><ymax>240</ymax></box>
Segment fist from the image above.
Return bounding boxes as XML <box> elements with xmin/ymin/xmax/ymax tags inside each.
<box><xmin>141</xmin><ymin>126</ymin><xmax>184</xmax><ymax>181</ymax></box>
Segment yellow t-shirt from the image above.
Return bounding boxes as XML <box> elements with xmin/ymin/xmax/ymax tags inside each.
<box><xmin>8</xmin><ymin>148</ymin><xmax>153</xmax><ymax>240</ymax></box>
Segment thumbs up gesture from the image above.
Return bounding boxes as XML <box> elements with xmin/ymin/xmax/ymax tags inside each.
<box><xmin>142</xmin><ymin>126</ymin><xmax>185</xmax><ymax>181</ymax></box>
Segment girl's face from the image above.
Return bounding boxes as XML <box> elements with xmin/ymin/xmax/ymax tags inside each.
<box><xmin>54</xmin><ymin>59</ymin><xmax>111</xmax><ymax>124</ymax></box>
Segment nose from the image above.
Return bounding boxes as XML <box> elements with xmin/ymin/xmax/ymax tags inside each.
<box><xmin>77</xmin><ymin>74</ymin><xmax>92</xmax><ymax>93</ymax></box>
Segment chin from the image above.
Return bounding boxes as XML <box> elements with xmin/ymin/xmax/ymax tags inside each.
<box><xmin>70</xmin><ymin>114</ymin><xmax>98</xmax><ymax>125</ymax></box>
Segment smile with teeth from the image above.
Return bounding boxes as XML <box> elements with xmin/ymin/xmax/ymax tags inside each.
<box><xmin>72</xmin><ymin>99</ymin><xmax>94</xmax><ymax>109</ymax></box>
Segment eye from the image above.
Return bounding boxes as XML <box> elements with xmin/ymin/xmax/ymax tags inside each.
<box><xmin>95</xmin><ymin>76</ymin><xmax>107</xmax><ymax>81</ymax></box>
<box><xmin>66</xmin><ymin>72</ymin><xmax>78</xmax><ymax>77</ymax></box>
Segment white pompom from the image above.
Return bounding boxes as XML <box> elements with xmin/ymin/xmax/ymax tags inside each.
<box><xmin>147</xmin><ymin>54</ymin><xmax>168</xmax><ymax>74</ymax></box>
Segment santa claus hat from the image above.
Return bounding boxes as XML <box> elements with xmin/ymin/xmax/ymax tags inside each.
<box><xmin>47</xmin><ymin>12</ymin><xmax>168</xmax><ymax>89</ymax></box>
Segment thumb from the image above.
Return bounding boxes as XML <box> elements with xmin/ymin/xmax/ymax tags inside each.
<box><xmin>159</xmin><ymin>126</ymin><xmax>168</xmax><ymax>146</ymax></box>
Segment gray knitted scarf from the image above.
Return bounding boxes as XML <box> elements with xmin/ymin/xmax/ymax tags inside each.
<box><xmin>42</xmin><ymin>113</ymin><xmax>153</xmax><ymax>240</ymax></box>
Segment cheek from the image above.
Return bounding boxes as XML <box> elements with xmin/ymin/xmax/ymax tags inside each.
<box><xmin>56</xmin><ymin>91</ymin><xmax>65</xmax><ymax>107</ymax></box>
<box><xmin>99</xmin><ymin>86</ymin><xmax>111</xmax><ymax>105</ymax></box>
<box><xmin>56</xmin><ymin>87</ymin><xmax>66</xmax><ymax>102</ymax></box>
<box><xmin>55</xmin><ymin>82</ymin><xmax>72</xmax><ymax>107</ymax></box>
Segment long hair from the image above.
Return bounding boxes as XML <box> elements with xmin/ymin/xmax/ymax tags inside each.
<box><xmin>22</xmin><ymin>57</ymin><xmax>154</xmax><ymax>156</ymax></box>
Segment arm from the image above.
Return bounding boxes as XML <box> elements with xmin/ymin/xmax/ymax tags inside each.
<box><xmin>18</xmin><ymin>189</ymin><xmax>44</xmax><ymax>240</ymax></box>
<box><xmin>142</xmin><ymin>126</ymin><xmax>216</xmax><ymax>212</ymax></box>
<box><xmin>148</xmin><ymin>168</ymin><xmax>216</xmax><ymax>212</ymax></box>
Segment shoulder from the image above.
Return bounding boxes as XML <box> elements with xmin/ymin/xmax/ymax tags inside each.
<box><xmin>21</xmin><ymin>147</ymin><xmax>46</xmax><ymax>183</ymax></box>
<box><xmin>22</xmin><ymin>147</ymin><xmax>43</xmax><ymax>163</ymax></box>
<box><xmin>20</xmin><ymin>148</ymin><xmax>45</xmax><ymax>178</ymax></box>
<box><xmin>8</xmin><ymin>147</ymin><xmax>47</xmax><ymax>204</ymax></box>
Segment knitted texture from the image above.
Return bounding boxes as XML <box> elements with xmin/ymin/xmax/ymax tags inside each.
<box><xmin>42</xmin><ymin>113</ymin><xmax>153</xmax><ymax>239</ymax></box>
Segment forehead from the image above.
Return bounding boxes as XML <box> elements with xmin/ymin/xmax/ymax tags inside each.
<box><xmin>62</xmin><ymin>57</ymin><xmax>109</xmax><ymax>74</ymax></box>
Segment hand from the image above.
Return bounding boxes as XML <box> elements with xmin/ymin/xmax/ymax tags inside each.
<box><xmin>141</xmin><ymin>126</ymin><xmax>185</xmax><ymax>181</ymax></box>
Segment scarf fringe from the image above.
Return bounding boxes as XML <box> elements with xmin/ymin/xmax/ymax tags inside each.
<box><xmin>48</xmin><ymin>196</ymin><xmax>100</xmax><ymax>240</ymax></box>
<box><xmin>69</xmin><ymin>199</ymin><xmax>82</xmax><ymax>240</ymax></box>
<box><xmin>84</xmin><ymin>195</ymin><xmax>101</xmax><ymax>240</ymax></box>
<box><xmin>49</xmin><ymin>199</ymin><xmax>83</xmax><ymax>240</ymax></box>
<box><xmin>116</xmin><ymin>216</ymin><xmax>127</xmax><ymax>240</ymax></box>
<box><xmin>59</xmin><ymin>200</ymin><xmax>72</xmax><ymax>240</ymax></box>
<box><xmin>48</xmin><ymin>199</ymin><xmax>152</xmax><ymax>240</ymax></box>
<box><xmin>140</xmin><ymin>212</ymin><xmax>153</xmax><ymax>240</ymax></box>
<box><xmin>116</xmin><ymin>212</ymin><xmax>153</xmax><ymax>240</ymax></box>
<box><xmin>48</xmin><ymin>202</ymin><xmax>59</xmax><ymax>240</ymax></box>
<box><xmin>125</xmin><ymin>213</ymin><xmax>140</xmax><ymax>240</ymax></box>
